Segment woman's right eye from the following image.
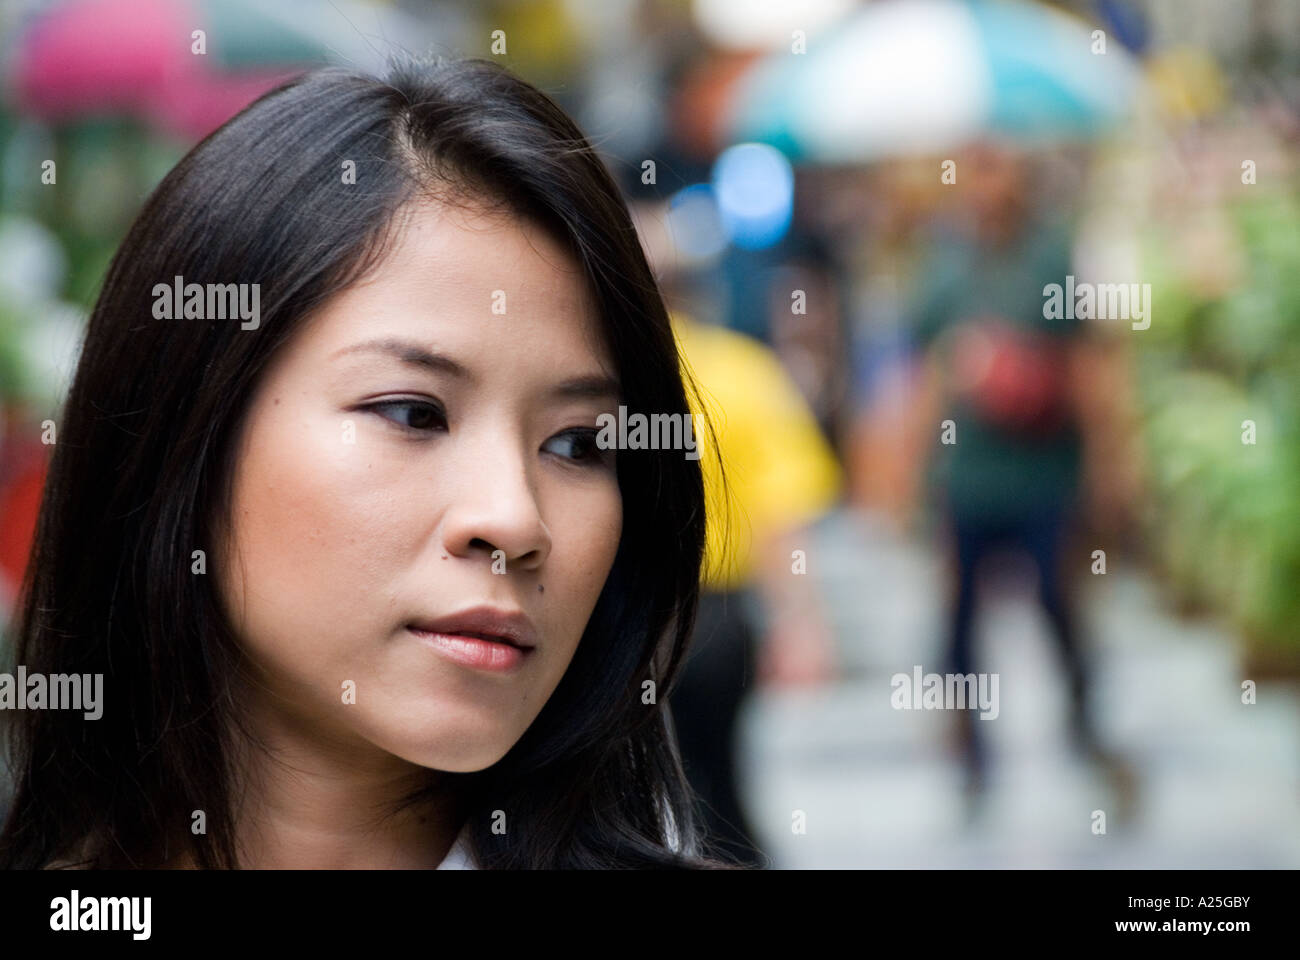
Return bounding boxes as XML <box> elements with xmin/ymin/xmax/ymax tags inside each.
<box><xmin>365</xmin><ymin>400</ymin><xmax>447</xmax><ymax>433</ymax></box>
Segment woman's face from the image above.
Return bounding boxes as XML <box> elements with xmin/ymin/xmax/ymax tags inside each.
<box><xmin>216</xmin><ymin>198</ymin><xmax>623</xmax><ymax>773</ymax></box>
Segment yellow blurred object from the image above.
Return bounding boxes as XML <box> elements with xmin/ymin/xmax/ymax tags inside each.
<box><xmin>483</xmin><ymin>0</ymin><xmax>578</xmax><ymax>83</ymax></box>
<box><xmin>672</xmin><ymin>311</ymin><xmax>843</xmax><ymax>590</ymax></box>
<box><xmin>1145</xmin><ymin>47</ymin><xmax>1227</xmax><ymax>120</ymax></box>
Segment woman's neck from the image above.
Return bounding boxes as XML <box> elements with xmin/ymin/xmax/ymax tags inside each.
<box><xmin>237</xmin><ymin>752</ymin><xmax>457</xmax><ymax>869</ymax></box>
<box><xmin>189</xmin><ymin>690</ymin><xmax>464</xmax><ymax>869</ymax></box>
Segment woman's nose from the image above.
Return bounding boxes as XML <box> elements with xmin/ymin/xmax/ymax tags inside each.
<box><xmin>437</xmin><ymin>437</ymin><xmax>552</xmax><ymax>572</ymax></box>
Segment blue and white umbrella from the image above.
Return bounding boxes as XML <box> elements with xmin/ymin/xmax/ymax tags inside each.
<box><xmin>727</xmin><ymin>0</ymin><xmax>1144</xmax><ymax>162</ymax></box>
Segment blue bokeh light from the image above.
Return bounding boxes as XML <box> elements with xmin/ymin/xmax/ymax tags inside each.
<box><xmin>711</xmin><ymin>142</ymin><xmax>794</xmax><ymax>250</ymax></box>
<box><xmin>666</xmin><ymin>183</ymin><xmax>729</xmax><ymax>263</ymax></box>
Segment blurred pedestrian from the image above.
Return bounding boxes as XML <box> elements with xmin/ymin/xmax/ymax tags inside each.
<box><xmin>907</xmin><ymin>143</ymin><xmax>1133</xmax><ymax>815</ymax></box>
<box><xmin>667</xmin><ymin>299</ymin><xmax>843</xmax><ymax>867</ymax></box>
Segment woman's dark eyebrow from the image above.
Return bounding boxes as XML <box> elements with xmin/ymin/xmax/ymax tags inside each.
<box><xmin>546</xmin><ymin>375</ymin><xmax>622</xmax><ymax>404</ymax></box>
<box><xmin>330</xmin><ymin>336</ymin><xmax>620</xmax><ymax>401</ymax></box>
<box><xmin>331</xmin><ymin>337</ymin><xmax>470</xmax><ymax>379</ymax></box>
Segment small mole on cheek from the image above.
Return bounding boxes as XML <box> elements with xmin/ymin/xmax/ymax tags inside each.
<box><xmin>538</xmin><ymin>584</ymin><xmax>544</xmax><ymax>594</ymax></box>
<box><xmin>273</xmin><ymin>398</ymin><xmax>280</xmax><ymax>405</ymax></box>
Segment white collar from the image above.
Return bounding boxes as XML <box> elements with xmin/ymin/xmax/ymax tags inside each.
<box><xmin>435</xmin><ymin>822</ymin><xmax>477</xmax><ymax>870</ymax></box>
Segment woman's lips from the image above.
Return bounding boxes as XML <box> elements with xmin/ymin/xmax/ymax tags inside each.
<box><xmin>407</xmin><ymin>627</ymin><xmax>534</xmax><ymax>672</ymax></box>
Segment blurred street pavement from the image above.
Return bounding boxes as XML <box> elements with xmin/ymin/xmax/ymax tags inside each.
<box><xmin>740</xmin><ymin>508</ymin><xmax>1300</xmax><ymax>868</ymax></box>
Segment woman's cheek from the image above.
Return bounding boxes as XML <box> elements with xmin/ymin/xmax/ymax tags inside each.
<box><xmin>225</xmin><ymin>404</ymin><xmax>401</xmax><ymax>663</ymax></box>
<box><xmin>557</xmin><ymin>481</ymin><xmax>622</xmax><ymax>622</ymax></box>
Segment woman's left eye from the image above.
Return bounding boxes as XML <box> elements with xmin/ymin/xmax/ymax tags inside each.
<box><xmin>365</xmin><ymin>399</ymin><xmax>447</xmax><ymax>432</ymax></box>
<box><xmin>543</xmin><ymin>428</ymin><xmax>610</xmax><ymax>466</ymax></box>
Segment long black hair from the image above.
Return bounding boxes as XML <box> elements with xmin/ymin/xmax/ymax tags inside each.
<box><xmin>0</xmin><ymin>57</ymin><xmax>736</xmax><ymax>869</ymax></box>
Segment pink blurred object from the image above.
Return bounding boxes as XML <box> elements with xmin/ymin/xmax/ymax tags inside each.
<box><xmin>9</xmin><ymin>0</ymin><xmax>300</xmax><ymax>139</ymax></box>
<box><xmin>147</xmin><ymin>65</ymin><xmax>300</xmax><ymax>140</ymax></box>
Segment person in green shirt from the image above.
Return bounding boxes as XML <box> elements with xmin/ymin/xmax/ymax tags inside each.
<box><xmin>909</xmin><ymin>144</ymin><xmax>1095</xmax><ymax>806</ymax></box>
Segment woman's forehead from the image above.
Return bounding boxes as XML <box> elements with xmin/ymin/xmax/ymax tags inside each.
<box><xmin>270</xmin><ymin>202</ymin><xmax>613</xmax><ymax>384</ymax></box>
<box><xmin>347</xmin><ymin>201</ymin><xmax>592</xmax><ymax>319</ymax></box>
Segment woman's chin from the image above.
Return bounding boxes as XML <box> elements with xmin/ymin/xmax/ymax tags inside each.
<box><xmin>371</xmin><ymin>729</ymin><xmax>513</xmax><ymax>774</ymax></box>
